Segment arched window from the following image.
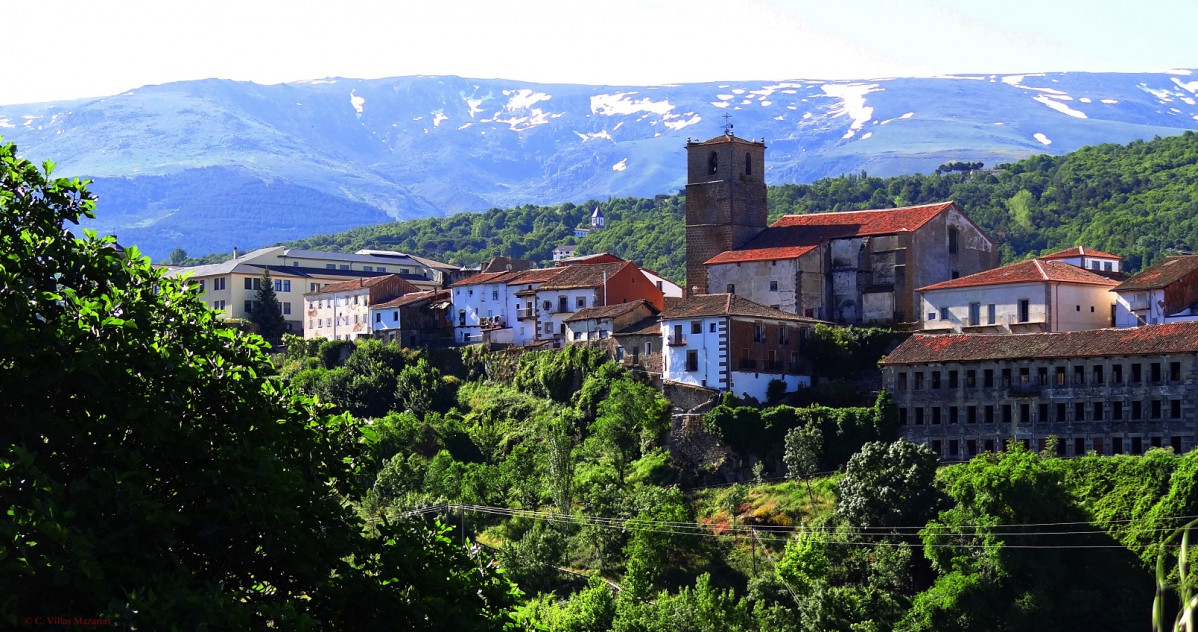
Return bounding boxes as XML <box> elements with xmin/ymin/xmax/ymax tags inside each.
<box><xmin>707</xmin><ymin>151</ymin><xmax>718</xmax><ymax>176</ymax></box>
<box><xmin>745</xmin><ymin>152</ymin><xmax>752</xmax><ymax>175</ymax></box>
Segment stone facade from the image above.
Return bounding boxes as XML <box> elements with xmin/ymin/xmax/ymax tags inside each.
<box><xmin>684</xmin><ymin>134</ymin><xmax>767</xmax><ymax>297</ymax></box>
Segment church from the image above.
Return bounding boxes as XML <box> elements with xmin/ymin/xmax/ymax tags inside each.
<box><xmin>683</xmin><ymin>132</ymin><xmax>996</xmax><ymax>325</ymax></box>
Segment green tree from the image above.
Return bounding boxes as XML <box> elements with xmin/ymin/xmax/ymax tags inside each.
<box><xmin>0</xmin><ymin>141</ymin><xmax>519</xmax><ymax>630</ymax></box>
<box><xmin>588</xmin><ymin>378</ymin><xmax>669</xmax><ymax>486</ymax></box>
<box><xmin>785</xmin><ymin>424</ymin><xmax>823</xmax><ymax>505</ymax></box>
<box><xmin>250</xmin><ymin>267</ymin><xmax>287</xmax><ymax>344</ymax></box>
<box><xmin>167</xmin><ymin>246</ymin><xmax>188</xmax><ymax>265</ymax></box>
<box><xmin>837</xmin><ymin>440</ymin><xmax>940</xmax><ymax>532</ymax></box>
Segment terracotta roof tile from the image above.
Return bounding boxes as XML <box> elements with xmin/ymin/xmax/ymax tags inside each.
<box><xmin>538</xmin><ymin>262</ymin><xmax>630</xmax><ymax>290</ymax></box>
<box><xmin>307</xmin><ymin>274</ymin><xmax>413</xmax><ymax>295</ymax></box>
<box><xmin>1039</xmin><ymin>246</ymin><xmax>1123</xmax><ymax>261</ymax></box>
<box><xmin>881</xmin><ymin>322</ymin><xmax>1198</xmax><ymax>365</ymax></box>
<box><xmin>506</xmin><ymin>268</ymin><xmax>564</xmax><ymax>285</ymax></box>
<box><xmin>660</xmin><ymin>293</ymin><xmax>824</xmax><ymax>323</ymax></box>
<box><xmin>564</xmin><ymin>300</ymin><xmax>655</xmax><ymax>323</ymax></box>
<box><xmin>1114</xmin><ymin>256</ymin><xmax>1198</xmax><ymax>292</ymax></box>
<box><xmin>918</xmin><ymin>259</ymin><xmax>1118</xmax><ymax>292</ymax></box>
<box><xmin>617</xmin><ymin>316</ymin><xmax>664</xmax><ymax>336</ymax></box>
<box><xmin>706</xmin><ymin>202</ymin><xmax>957</xmax><ymax>265</ymax></box>
<box><xmin>373</xmin><ymin>290</ymin><xmax>450</xmax><ymax>309</ymax></box>
<box><xmin>451</xmin><ymin>271</ymin><xmax>515</xmax><ymax>287</ymax></box>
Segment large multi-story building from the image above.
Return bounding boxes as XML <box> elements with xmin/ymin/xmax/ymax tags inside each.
<box><xmin>881</xmin><ymin>323</ymin><xmax>1198</xmax><ymax>461</ymax></box>
<box><xmin>172</xmin><ymin>246</ymin><xmax>456</xmax><ymax>332</ymax></box>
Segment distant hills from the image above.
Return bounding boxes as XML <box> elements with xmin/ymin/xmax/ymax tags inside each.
<box><xmin>286</xmin><ymin>132</ymin><xmax>1198</xmax><ymax>284</ymax></box>
<box><xmin>1</xmin><ymin>71</ymin><xmax>1196</xmax><ymax>260</ymax></box>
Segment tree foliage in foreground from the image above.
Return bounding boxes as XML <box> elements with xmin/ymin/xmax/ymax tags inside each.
<box><xmin>0</xmin><ymin>140</ymin><xmax>520</xmax><ymax>630</ymax></box>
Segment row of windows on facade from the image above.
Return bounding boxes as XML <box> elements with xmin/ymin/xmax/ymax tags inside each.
<box><xmin>678</xmin><ymin>348</ymin><xmax>802</xmax><ymax>373</ymax></box>
<box><xmin>197</xmin><ymin>278</ymin><xmax>324</xmax><ymax>294</ymax></box>
<box><xmin>928</xmin><ymin>300</ymin><xmax>1103</xmax><ymax>324</ymax></box>
<box><xmin>310</xmin><ymin>312</ymin><xmax>371</xmax><ymax>328</ymax></box>
<box><xmin>320</xmin><ymin>263</ymin><xmax>392</xmax><ymax>273</ymax></box>
<box><xmin>896</xmin><ymin>361</ymin><xmax>1183</xmax><ymax>391</ymax></box>
<box><xmin>923</xmin><ymin>434</ymin><xmax>1181</xmax><ymax>461</ymax></box>
<box><xmin>308</xmin><ymin>294</ymin><xmax>368</xmax><ymax>310</ymax></box>
<box><xmin>899</xmin><ymin>398</ymin><xmax>1185</xmax><ymax>425</ymax></box>
<box><xmin>209</xmin><ymin>300</ymin><xmax>291</xmax><ymax>314</ymax></box>
<box><xmin>669</xmin><ymin>320</ymin><xmax>803</xmax><ymax>346</ymax></box>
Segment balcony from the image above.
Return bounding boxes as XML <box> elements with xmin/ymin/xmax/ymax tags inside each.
<box><xmin>1007</xmin><ymin>382</ymin><xmax>1042</xmax><ymax>397</ymax></box>
<box><xmin>667</xmin><ymin>335</ymin><xmax>687</xmax><ymax>346</ymax></box>
<box><xmin>738</xmin><ymin>358</ymin><xmax>757</xmax><ymax>370</ymax></box>
<box><xmin>516</xmin><ymin>308</ymin><xmax>535</xmax><ymax>321</ymax></box>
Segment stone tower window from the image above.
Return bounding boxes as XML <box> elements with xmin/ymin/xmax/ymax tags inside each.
<box><xmin>708</xmin><ymin>151</ymin><xmax>718</xmax><ymax>176</ymax></box>
<box><xmin>745</xmin><ymin>152</ymin><xmax>752</xmax><ymax>175</ymax></box>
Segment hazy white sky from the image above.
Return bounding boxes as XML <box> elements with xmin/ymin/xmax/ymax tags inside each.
<box><xmin>2</xmin><ymin>0</ymin><xmax>1195</xmax><ymax>105</ymax></box>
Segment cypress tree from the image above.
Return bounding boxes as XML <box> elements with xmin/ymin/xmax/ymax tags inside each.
<box><xmin>251</xmin><ymin>268</ymin><xmax>287</xmax><ymax>345</ymax></box>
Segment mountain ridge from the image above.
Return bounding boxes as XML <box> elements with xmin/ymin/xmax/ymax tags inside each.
<box><xmin>1</xmin><ymin>70</ymin><xmax>1196</xmax><ymax>259</ymax></box>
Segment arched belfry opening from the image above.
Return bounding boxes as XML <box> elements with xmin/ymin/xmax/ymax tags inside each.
<box><xmin>745</xmin><ymin>152</ymin><xmax>752</xmax><ymax>176</ymax></box>
<box><xmin>708</xmin><ymin>151</ymin><xmax>718</xmax><ymax>176</ymax></box>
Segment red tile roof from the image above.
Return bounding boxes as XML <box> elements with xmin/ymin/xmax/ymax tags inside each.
<box><xmin>538</xmin><ymin>262</ymin><xmax>630</xmax><ymax>290</ymax></box>
<box><xmin>881</xmin><ymin>322</ymin><xmax>1198</xmax><ymax>365</ymax></box>
<box><xmin>307</xmin><ymin>274</ymin><xmax>414</xmax><ymax>295</ymax></box>
<box><xmin>451</xmin><ymin>271</ymin><xmax>516</xmax><ymax>287</ymax></box>
<box><xmin>917</xmin><ymin>259</ymin><xmax>1119</xmax><ymax>292</ymax></box>
<box><xmin>706</xmin><ymin>202</ymin><xmax>957</xmax><ymax>265</ymax></box>
<box><xmin>373</xmin><ymin>290</ymin><xmax>450</xmax><ymax>309</ymax></box>
<box><xmin>660</xmin><ymin>293</ymin><xmax>824</xmax><ymax>323</ymax></box>
<box><xmin>564</xmin><ymin>299</ymin><xmax>656</xmax><ymax>323</ymax></box>
<box><xmin>506</xmin><ymin>268</ymin><xmax>564</xmax><ymax>285</ymax></box>
<box><xmin>1114</xmin><ymin>256</ymin><xmax>1198</xmax><ymax>292</ymax></box>
<box><xmin>1039</xmin><ymin>246</ymin><xmax>1123</xmax><ymax>261</ymax></box>
<box><xmin>688</xmin><ymin>134</ymin><xmax>765</xmax><ymax>147</ymax></box>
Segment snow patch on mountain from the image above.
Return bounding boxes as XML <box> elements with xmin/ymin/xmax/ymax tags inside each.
<box><xmin>432</xmin><ymin>112</ymin><xmax>448</xmax><ymax>127</ymax></box>
<box><xmin>0</xmin><ymin>118</ymin><xmax>12</xmax><ymax>128</ymax></box>
<box><xmin>591</xmin><ymin>93</ymin><xmax>674</xmax><ymax>117</ymax></box>
<box><xmin>350</xmin><ymin>91</ymin><xmax>365</xmax><ymax>115</ymax></box>
<box><xmin>820</xmin><ymin>83</ymin><xmax>880</xmax><ymax>139</ymax></box>
<box><xmin>1033</xmin><ymin>95</ymin><xmax>1087</xmax><ymax>119</ymax></box>
<box><xmin>505</xmin><ymin>89</ymin><xmax>552</xmax><ymax>110</ymax></box>
<box><xmin>612</xmin><ymin>158</ymin><xmax>627</xmax><ymax>172</ymax></box>
<box><xmin>1101</xmin><ymin>99</ymin><xmax>1119</xmax><ymax>104</ymax></box>
<box><xmin>1173</xmin><ymin>78</ymin><xmax>1198</xmax><ymax>94</ymax></box>
<box><xmin>575</xmin><ymin>130</ymin><xmax>613</xmax><ymax>142</ymax></box>
<box><xmin>879</xmin><ymin>112</ymin><xmax>914</xmax><ymax>125</ymax></box>
<box><xmin>664</xmin><ymin>114</ymin><xmax>701</xmax><ymax>131</ymax></box>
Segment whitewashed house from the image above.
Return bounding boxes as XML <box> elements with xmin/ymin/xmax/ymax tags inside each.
<box><xmin>304</xmin><ymin>275</ymin><xmax>420</xmax><ymax>340</ymax></box>
<box><xmin>660</xmin><ymin>293</ymin><xmax>820</xmax><ymax>400</ymax></box>
<box><xmin>917</xmin><ymin>258</ymin><xmax>1119</xmax><ymax>333</ymax></box>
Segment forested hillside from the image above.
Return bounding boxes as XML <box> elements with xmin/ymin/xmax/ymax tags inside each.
<box><xmin>281</xmin><ymin>131</ymin><xmax>1198</xmax><ymax>280</ymax></box>
<box><xmin>269</xmin><ymin>334</ymin><xmax>1198</xmax><ymax>632</ymax></box>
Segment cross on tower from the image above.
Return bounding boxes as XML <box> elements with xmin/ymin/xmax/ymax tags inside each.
<box><xmin>722</xmin><ymin>112</ymin><xmax>733</xmax><ymax>135</ymax></box>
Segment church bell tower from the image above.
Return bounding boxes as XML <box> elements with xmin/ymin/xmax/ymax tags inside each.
<box><xmin>684</xmin><ymin>126</ymin><xmax>767</xmax><ymax>297</ymax></box>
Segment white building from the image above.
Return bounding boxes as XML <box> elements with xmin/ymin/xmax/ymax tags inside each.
<box><xmin>660</xmin><ymin>293</ymin><xmax>820</xmax><ymax>401</ymax></box>
<box><xmin>564</xmin><ymin>300</ymin><xmax>658</xmax><ymax>343</ymax></box>
<box><xmin>917</xmin><ymin>258</ymin><xmax>1119</xmax><ymax>333</ymax></box>
<box><xmin>1113</xmin><ymin>256</ymin><xmax>1198</xmax><ymax>327</ymax></box>
<box><xmin>552</xmin><ymin>244</ymin><xmax>579</xmax><ymax>261</ymax></box>
<box><xmin>304</xmin><ymin>275</ymin><xmax>420</xmax><ymax>340</ymax></box>
<box><xmin>1038</xmin><ymin>246</ymin><xmax>1124</xmax><ymax>274</ymax></box>
<box><xmin>639</xmin><ymin>268</ymin><xmax>684</xmax><ymax>299</ymax></box>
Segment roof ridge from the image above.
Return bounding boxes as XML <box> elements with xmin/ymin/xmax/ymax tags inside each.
<box><xmin>1032</xmin><ymin>258</ymin><xmax>1047</xmax><ymax>281</ymax></box>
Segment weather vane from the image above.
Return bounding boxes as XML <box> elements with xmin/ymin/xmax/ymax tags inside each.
<box><xmin>722</xmin><ymin>112</ymin><xmax>733</xmax><ymax>135</ymax></box>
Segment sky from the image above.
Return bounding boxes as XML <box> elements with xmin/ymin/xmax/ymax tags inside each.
<box><xmin>2</xmin><ymin>0</ymin><xmax>1195</xmax><ymax>105</ymax></box>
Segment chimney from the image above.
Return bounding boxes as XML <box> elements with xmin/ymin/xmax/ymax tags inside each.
<box><xmin>232</xmin><ymin>246</ymin><xmax>238</xmax><ymax>259</ymax></box>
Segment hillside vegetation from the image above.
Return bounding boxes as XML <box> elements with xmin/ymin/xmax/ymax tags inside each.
<box><xmin>280</xmin><ymin>132</ymin><xmax>1198</xmax><ymax>280</ymax></box>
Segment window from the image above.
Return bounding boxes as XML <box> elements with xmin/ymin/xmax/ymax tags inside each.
<box><xmin>984</xmin><ymin>405</ymin><xmax>994</xmax><ymax>423</ymax></box>
<box><xmin>1132</xmin><ymin>400</ymin><xmax>1142</xmax><ymax>420</ymax></box>
<box><xmin>1093</xmin><ymin>365</ymin><xmax>1104</xmax><ymax>384</ymax></box>
<box><xmin>1056</xmin><ymin>402</ymin><xmax>1066</xmax><ymax>422</ymax></box>
<box><xmin>1093</xmin><ymin>402</ymin><xmax>1104</xmax><ymax>421</ymax></box>
<box><xmin>1018</xmin><ymin>299</ymin><xmax>1029</xmax><ymax>323</ymax></box>
<box><xmin>1104</xmin><ymin>261</ymin><xmax>1113</xmax><ymax>271</ymax></box>
<box><xmin>374</xmin><ymin>312</ymin><xmax>381</xmax><ymax>323</ymax></box>
<box><xmin>576</xmin><ymin>296</ymin><xmax>586</xmax><ymax>309</ymax></box>
<box><xmin>1170</xmin><ymin>361</ymin><xmax>1181</xmax><ymax>381</ymax></box>
<box><xmin>282</xmin><ymin>302</ymin><xmax>291</xmax><ymax>315</ymax></box>
<box><xmin>1152</xmin><ymin>362</ymin><xmax>1162</xmax><ymax>383</ymax></box>
<box><xmin>928</xmin><ymin>312</ymin><xmax>937</xmax><ymax>321</ymax></box>
<box><xmin>898</xmin><ymin>372</ymin><xmax>908</xmax><ymax>390</ymax></box>
<box><xmin>779</xmin><ymin>326</ymin><xmax>789</xmax><ymax>345</ymax></box>
<box><xmin>544</xmin><ymin>322</ymin><xmax>553</xmax><ymax>334</ymax></box>
<box><xmin>1002</xmin><ymin>404</ymin><xmax>1012</xmax><ymax>424</ymax></box>
<box><xmin>691</xmin><ymin>321</ymin><xmax>702</xmax><ymax>334</ymax></box>
<box><xmin>710</xmin><ymin>322</ymin><xmax>717</xmax><ymax>333</ymax></box>
<box><xmin>948</xmin><ymin>370</ymin><xmax>959</xmax><ymax>388</ymax></box>
<box><xmin>326</xmin><ymin>264</ymin><xmax>336</xmax><ymax>269</ymax></box>
<box><xmin>966</xmin><ymin>369</ymin><xmax>976</xmax><ymax>387</ymax></box>
<box><xmin>967</xmin><ymin>406</ymin><xmax>977</xmax><ymax>423</ymax></box>
<box><xmin>769</xmin><ymin>280</ymin><xmax>778</xmax><ymax>291</ymax></box>
<box><xmin>932</xmin><ymin>408</ymin><xmax>942</xmax><ymax>425</ymax></box>
<box><xmin>915</xmin><ymin>372</ymin><xmax>925</xmax><ymax>389</ymax></box>
<box><xmin>644</xmin><ymin>342</ymin><xmax>653</xmax><ymax>355</ymax></box>
<box><xmin>393</xmin><ymin>311</ymin><xmax>399</xmax><ymax>322</ymax></box>
<box><xmin>969</xmin><ymin>302</ymin><xmax>980</xmax><ymax>326</ymax></box>
<box><xmin>1172</xmin><ymin>399</ymin><xmax>1182</xmax><ymax>419</ymax></box>
<box><xmin>377</xmin><ymin>267</ymin><xmax>386</xmax><ymax>273</ymax></box>
<box><xmin>1091</xmin><ymin>261</ymin><xmax>1100</xmax><ymax>270</ymax></box>
<box><xmin>987</xmin><ymin>304</ymin><xmax>996</xmax><ymax>324</ymax></box>
<box><xmin>339</xmin><ymin>264</ymin><xmax>349</xmax><ymax>270</ymax></box>
<box><xmin>707</xmin><ymin>151</ymin><xmax>718</xmax><ymax>175</ymax></box>
<box><xmin>244</xmin><ymin>278</ymin><xmax>253</xmax><ymax>290</ymax></box>
<box><xmin>983</xmin><ymin>369</ymin><xmax>993</xmax><ymax>388</ymax></box>
<box><xmin>726</xmin><ymin>283</ymin><xmax>735</xmax><ymax>294</ymax></box>
<box><xmin>1112</xmin><ymin>364</ymin><xmax>1123</xmax><ymax>383</ymax></box>
<box><xmin>1039</xmin><ymin>403</ymin><xmax>1048</xmax><ymax>422</ymax></box>
<box><xmin>1152</xmin><ymin>400</ymin><xmax>1162</xmax><ymax>419</ymax></box>
<box><xmin>1113</xmin><ymin>401</ymin><xmax>1123</xmax><ymax>420</ymax></box>
<box><xmin>363</xmin><ymin>265</ymin><xmax>373</xmax><ymax>272</ymax></box>
<box><xmin>949</xmin><ymin>406</ymin><xmax>959</xmax><ymax>424</ymax></box>
<box><xmin>753</xmin><ymin>322</ymin><xmax>764</xmax><ymax>342</ymax></box>
<box><xmin>915</xmin><ymin>408</ymin><xmax>924</xmax><ymax>425</ymax></box>
<box><xmin>931</xmin><ymin>371</ymin><xmax>941</xmax><ymax>389</ymax></box>
<box><xmin>1131</xmin><ymin>363</ymin><xmax>1142</xmax><ymax>383</ymax></box>
<box><xmin>244</xmin><ymin>300</ymin><xmax>254</xmax><ymax>313</ymax></box>
<box><xmin>745</xmin><ymin>152</ymin><xmax>752</xmax><ymax>175</ymax></box>
<box><xmin>899</xmin><ymin>409</ymin><xmax>908</xmax><ymax>425</ymax></box>
<box><xmin>214</xmin><ymin>277</ymin><xmax>225</xmax><ymax>291</ymax></box>
<box><xmin>686</xmin><ymin>350</ymin><xmax>699</xmax><ymax>372</ymax></box>
<box><xmin>198</xmin><ymin>280</ymin><xmax>205</xmax><ymax>292</ymax></box>
<box><xmin>573</xmin><ymin>331</ymin><xmax>582</xmax><ymax>340</ymax></box>
<box><xmin>940</xmin><ymin>307</ymin><xmax>950</xmax><ymax>321</ymax></box>
<box><xmin>948</xmin><ymin>227</ymin><xmax>958</xmax><ymax>254</ymax></box>
<box><xmin>1075</xmin><ymin>402</ymin><xmax>1085</xmax><ymax>421</ymax></box>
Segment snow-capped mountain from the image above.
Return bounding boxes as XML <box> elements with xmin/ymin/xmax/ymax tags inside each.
<box><xmin>1</xmin><ymin>71</ymin><xmax>1196</xmax><ymax>259</ymax></box>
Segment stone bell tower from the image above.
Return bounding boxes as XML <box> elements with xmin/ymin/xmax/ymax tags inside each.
<box><xmin>684</xmin><ymin>127</ymin><xmax>768</xmax><ymax>297</ymax></box>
